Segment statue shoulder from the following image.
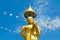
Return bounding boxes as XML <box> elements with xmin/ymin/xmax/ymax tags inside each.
<box><xmin>37</xmin><ymin>26</ymin><xmax>40</xmax><ymax>31</ymax></box>
<box><xmin>22</xmin><ymin>26</ymin><xmax>26</xmax><ymax>29</ymax></box>
<box><xmin>22</xmin><ymin>25</ymin><xmax>33</xmax><ymax>29</ymax></box>
<box><xmin>26</xmin><ymin>25</ymin><xmax>33</xmax><ymax>28</ymax></box>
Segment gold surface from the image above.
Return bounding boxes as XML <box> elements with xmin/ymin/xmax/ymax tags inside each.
<box><xmin>24</xmin><ymin>6</ymin><xmax>36</xmax><ymax>18</ymax></box>
<box><xmin>21</xmin><ymin>6</ymin><xmax>40</xmax><ymax>40</ymax></box>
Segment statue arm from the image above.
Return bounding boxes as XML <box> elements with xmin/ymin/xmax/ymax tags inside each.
<box><xmin>36</xmin><ymin>26</ymin><xmax>40</xmax><ymax>37</ymax></box>
<box><xmin>33</xmin><ymin>21</ymin><xmax>40</xmax><ymax>37</ymax></box>
<box><xmin>21</xmin><ymin>26</ymin><xmax>25</xmax><ymax>37</ymax></box>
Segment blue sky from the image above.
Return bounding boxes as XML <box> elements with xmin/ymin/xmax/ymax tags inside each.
<box><xmin>0</xmin><ymin>0</ymin><xmax>60</xmax><ymax>40</ymax></box>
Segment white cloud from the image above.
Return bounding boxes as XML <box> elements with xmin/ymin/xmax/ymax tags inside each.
<box><xmin>48</xmin><ymin>18</ymin><xmax>60</xmax><ymax>29</ymax></box>
<box><xmin>13</xmin><ymin>31</ymin><xmax>16</xmax><ymax>33</ymax></box>
<box><xmin>3</xmin><ymin>12</ymin><xmax>6</xmax><ymax>15</ymax></box>
<box><xmin>9</xmin><ymin>13</ymin><xmax>13</xmax><ymax>16</ymax></box>
<box><xmin>0</xmin><ymin>26</ymin><xmax>3</xmax><ymax>29</ymax></box>
<box><xmin>16</xmin><ymin>15</ymin><xmax>19</xmax><ymax>18</ymax></box>
<box><xmin>15</xmin><ymin>27</ymin><xmax>21</xmax><ymax>34</ymax></box>
<box><xmin>9</xmin><ymin>29</ymin><xmax>12</xmax><ymax>32</ymax></box>
<box><xmin>36</xmin><ymin>15</ymin><xmax>60</xmax><ymax>31</ymax></box>
<box><xmin>5</xmin><ymin>28</ymin><xmax>8</xmax><ymax>30</ymax></box>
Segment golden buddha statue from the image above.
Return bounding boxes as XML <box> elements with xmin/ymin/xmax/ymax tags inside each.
<box><xmin>21</xmin><ymin>5</ymin><xmax>40</xmax><ymax>40</ymax></box>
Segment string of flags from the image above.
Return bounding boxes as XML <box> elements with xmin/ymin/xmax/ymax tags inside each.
<box><xmin>3</xmin><ymin>12</ymin><xmax>19</xmax><ymax>18</ymax></box>
<box><xmin>0</xmin><ymin>12</ymin><xmax>21</xmax><ymax>33</ymax></box>
<box><xmin>0</xmin><ymin>26</ymin><xmax>16</xmax><ymax>33</ymax></box>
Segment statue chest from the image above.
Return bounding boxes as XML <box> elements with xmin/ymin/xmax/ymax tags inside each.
<box><xmin>25</xmin><ymin>25</ymin><xmax>33</xmax><ymax>33</ymax></box>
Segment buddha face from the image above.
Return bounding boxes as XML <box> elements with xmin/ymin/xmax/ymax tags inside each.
<box><xmin>27</xmin><ymin>17</ymin><xmax>34</xmax><ymax>24</ymax></box>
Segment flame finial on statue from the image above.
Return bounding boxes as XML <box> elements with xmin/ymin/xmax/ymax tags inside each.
<box><xmin>24</xmin><ymin>5</ymin><xmax>36</xmax><ymax>18</ymax></box>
